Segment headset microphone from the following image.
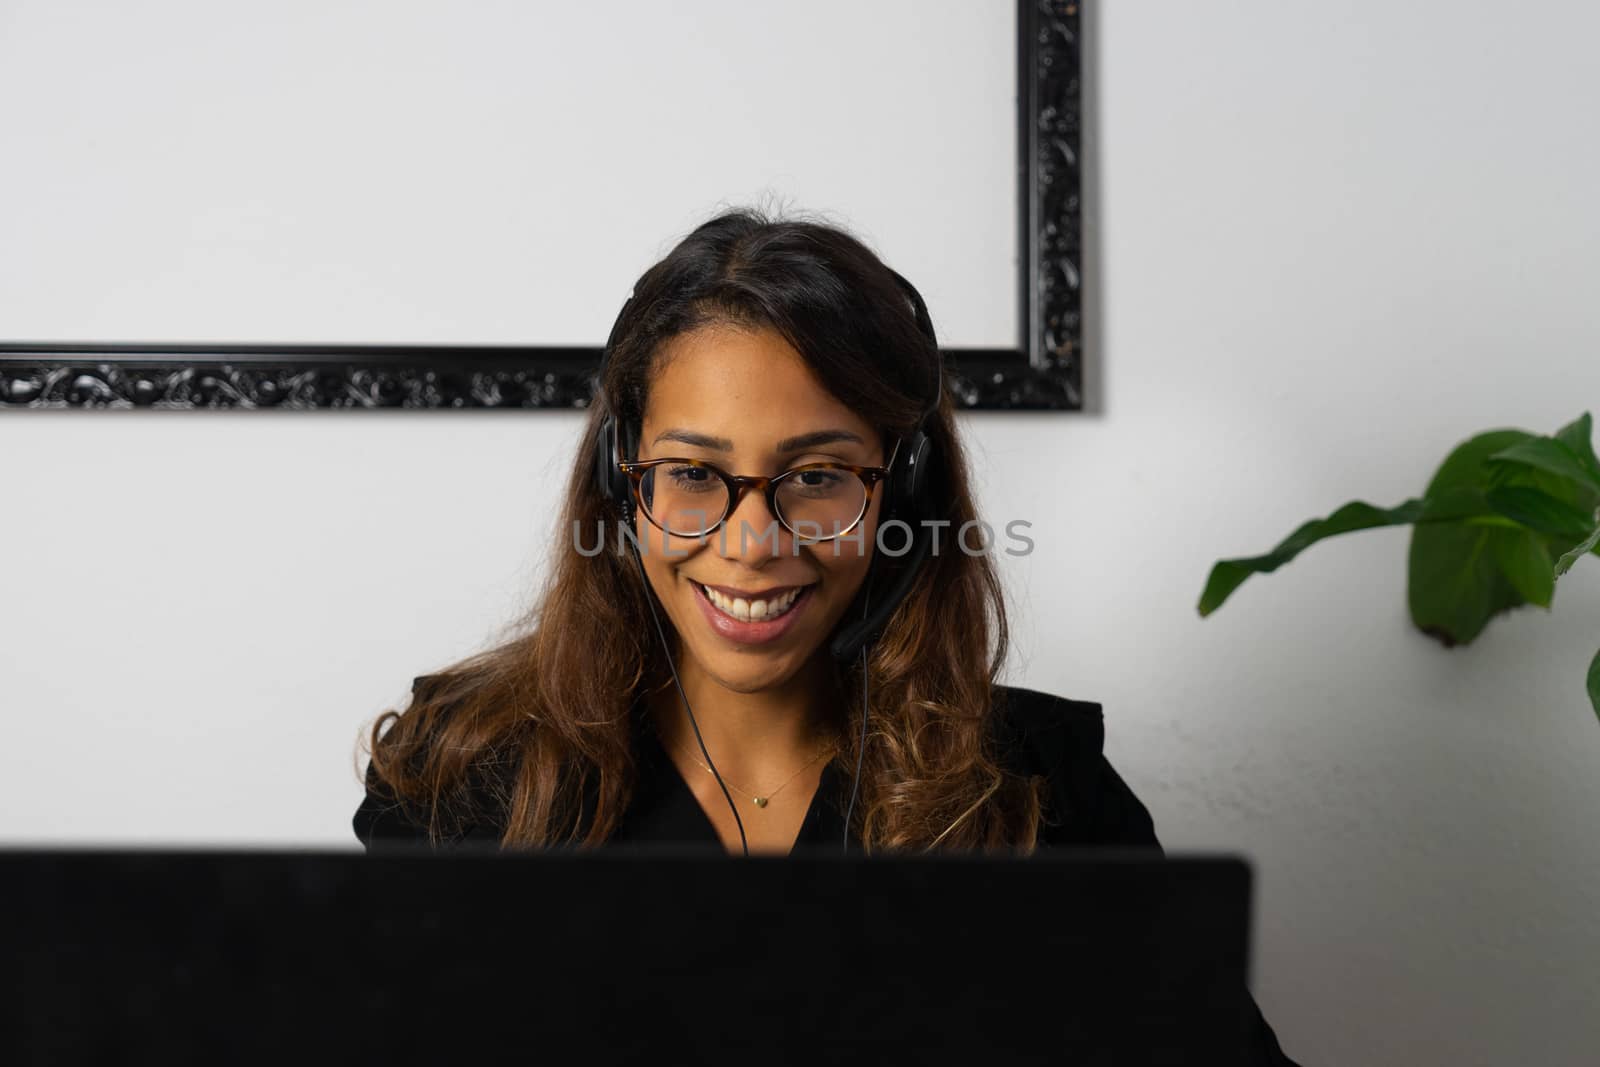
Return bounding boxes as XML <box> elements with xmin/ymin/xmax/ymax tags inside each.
<box><xmin>829</xmin><ymin>385</ymin><xmax>938</xmax><ymax>854</ymax></box>
<box><xmin>827</xmin><ymin>458</ymin><xmax>935</xmax><ymax>664</ymax></box>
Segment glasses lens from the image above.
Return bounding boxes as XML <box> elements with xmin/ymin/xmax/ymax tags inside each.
<box><xmin>639</xmin><ymin>464</ymin><xmax>729</xmax><ymax>536</ymax></box>
<box><xmin>775</xmin><ymin>468</ymin><xmax>868</xmax><ymax>540</ymax></box>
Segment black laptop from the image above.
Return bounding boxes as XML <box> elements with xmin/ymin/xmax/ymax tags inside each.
<box><xmin>1</xmin><ymin>846</ymin><xmax>1254</xmax><ymax>1064</ymax></box>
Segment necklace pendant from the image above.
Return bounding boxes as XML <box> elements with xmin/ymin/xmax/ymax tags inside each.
<box><xmin>752</xmin><ymin>796</ymin><xmax>768</xmax><ymax>808</ymax></box>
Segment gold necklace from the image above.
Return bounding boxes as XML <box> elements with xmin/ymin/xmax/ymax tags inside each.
<box><xmin>673</xmin><ymin>742</ymin><xmax>837</xmax><ymax>808</ymax></box>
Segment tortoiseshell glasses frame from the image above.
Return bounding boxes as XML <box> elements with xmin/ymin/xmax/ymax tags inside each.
<box><xmin>617</xmin><ymin>436</ymin><xmax>901</xmax><ymax>542</ymax></box>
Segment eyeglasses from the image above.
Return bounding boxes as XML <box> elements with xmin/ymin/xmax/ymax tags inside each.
<box><xmin>617</xmin><ymin>437</ymin><xmax>899</xmax><ymax>542</ymax></box>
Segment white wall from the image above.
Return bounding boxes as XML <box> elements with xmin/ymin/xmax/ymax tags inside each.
<box><xmin>4</xmin><ymin>3</ymin><xmax>1599</xmax><ymax>1065</ymax></box>
<box><xmin>0</xmin><ymin>0</ymin><xmax>1016</xmax><ymax>346</ymax></box>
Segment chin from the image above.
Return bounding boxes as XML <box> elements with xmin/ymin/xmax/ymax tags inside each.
<box><xmin>700</xmin><ymin>650</ymin><xmax>810</xmax><ymax>694</ymax></box>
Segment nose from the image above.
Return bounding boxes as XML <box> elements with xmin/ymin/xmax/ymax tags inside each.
<box><xmin>718</xmin><ymin>484</ymin><xmax>794</xmax><ymax>562</ymax></box>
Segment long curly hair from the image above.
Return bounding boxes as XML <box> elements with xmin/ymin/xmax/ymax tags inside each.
<box><xmin>359</xmin><ymin>206</ymin><xmax>1046</xmax><ymax>852</ymax></box>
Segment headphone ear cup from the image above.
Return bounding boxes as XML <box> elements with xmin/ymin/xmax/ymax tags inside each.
<box><xmin>893</xmin><ymin>430</ymin><xmax>935</xmax><ymax>525</ymax></box>
<box><xmin>595</xmin><ymin>412</ymin><xmax>636</xmax><ymax>525</ymax></box>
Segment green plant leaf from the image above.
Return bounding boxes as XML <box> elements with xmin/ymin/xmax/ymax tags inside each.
<box><xmin>1410</xmin><ymin>524</ymin><xmax>1531</xmax><ymax>646</ymax></box>
<box><xmin>1486</xmin><ymin>437</ymin><xmax>1600</xmax><ymax>492</ymax></box>
<box><xmin>1408</xmin><ymin>430</ymin><xmax>1538</xmax><ymax>647</ymax></box>
<box><xmin>1489</xmin><ymin>529</ymin><xmax>1555</xmax><ymax>607</ymax></box>
<box><xmin>1589</xmin><ymin>647</ymin><xmax>1600</xmax><ymax>722</ymax></box>
<box><xmin>1483</xmin><ymin>486</ymin><xmax>1599</xmax><ymax>539</ymax></box>
<box><xmin>1196</xmin><ymin>489</ymin><xmax>1493</xmax><ymax>617</ymax></box>
<box><xmin>1505</xmin><ymin>439</ymin><xmax>1600</xmax><ymax>573</ymax></box>
<box><xmin>1553</xmin><ymin>412</ymin><xmax>1600</xmax><ymax>484</ymax></box>
<box><xmin>1555</xmin><ymin>516</ymin><xmax>1600</xmax><ymax>578</ymax></box>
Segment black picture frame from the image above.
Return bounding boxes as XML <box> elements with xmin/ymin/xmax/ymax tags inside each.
<box><xmin>0</xmin><ymin>1</ymin><xmax>1082</xmax><ymax>412</ymax></box>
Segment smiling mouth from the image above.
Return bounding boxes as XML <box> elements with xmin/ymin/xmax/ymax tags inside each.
<box><xmin>690</xmin><ymin>580</ymin><xmax>816</xmax><ymax>623</ymax></box>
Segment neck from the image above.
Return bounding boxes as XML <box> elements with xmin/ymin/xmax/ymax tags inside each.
<box><xmin>646</xmin><ymin>652</ymin><xmax>840</xmax><ymax>782</ymax></box>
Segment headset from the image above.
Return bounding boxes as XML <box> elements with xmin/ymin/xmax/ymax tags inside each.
<box><xmin>593</xmin><ymin>270</ymin><xmax>943</xmax><ymax>856</ymax></box>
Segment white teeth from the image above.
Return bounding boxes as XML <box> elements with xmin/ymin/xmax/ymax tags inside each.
<box><xmin>702</xmin><ymin>584</ymin><xmax>804</xmax><ymax>623</ymax></box>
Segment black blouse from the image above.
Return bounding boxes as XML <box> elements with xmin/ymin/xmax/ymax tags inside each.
<box><xmin>353</xmin><ymin>681</ymin><xmax>1299</xmax><ymax>1065</ymax></box>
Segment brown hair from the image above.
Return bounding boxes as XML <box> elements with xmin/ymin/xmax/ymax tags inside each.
<box><xmin>358</xmin><ymin>207</ymin><xmax>1045</xmax><ymax>851</ymax></box>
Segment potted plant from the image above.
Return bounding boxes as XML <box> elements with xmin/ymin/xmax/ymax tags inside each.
<box><xmin>1199</xmin><ymin>413</ymin><xmax>1600</xmax><ymax>718</ymax></box>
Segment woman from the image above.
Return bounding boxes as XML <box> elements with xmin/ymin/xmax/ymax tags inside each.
<box><xmin>352</xmin><ymin>207</ymin><xmax>1297</xmax><ymax>1063</ymax></box>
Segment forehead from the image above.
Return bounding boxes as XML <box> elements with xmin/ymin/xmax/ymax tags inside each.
<box><xmin>642</xmin><ymin>325</ymin><xmax>875</xmax><ymax>442</ymax></box>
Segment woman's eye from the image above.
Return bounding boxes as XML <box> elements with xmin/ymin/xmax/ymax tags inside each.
<box><xmin>788</xmin><ymin>469</ymin><xmax>848</xmax><ymax>497</ymax></box>
<box><xmin>666</xmin><ymin>465</ymin><xmax>716</xmax><ymax>489</ymax></box>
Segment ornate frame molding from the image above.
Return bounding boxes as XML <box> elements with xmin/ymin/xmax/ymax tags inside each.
<box><xmin>0</xmin><ymin>1</ymin><xmax>1082</xmax><ymax>412</ymax></box>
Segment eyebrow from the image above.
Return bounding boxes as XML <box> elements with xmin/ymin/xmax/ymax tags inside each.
<box><xmin>651</xmin><ymin>428</ymin><xmax>866</xmax><ymax>454</ymax></box>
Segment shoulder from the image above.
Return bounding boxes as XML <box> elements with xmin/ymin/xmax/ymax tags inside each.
<box><xmin>352</xmin><ymin>675</ymin><xmax>508</xmax><ymax>852</ymax></box>
<box><xmin>989</xmin><ymin>684</ymin><xmax>1163</xmax><ymax>851</ymax></box>
<box><xmin>989</xmin><ymin>684</ymin><xmax>1107</xmax><ymax>772</ymax></box>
